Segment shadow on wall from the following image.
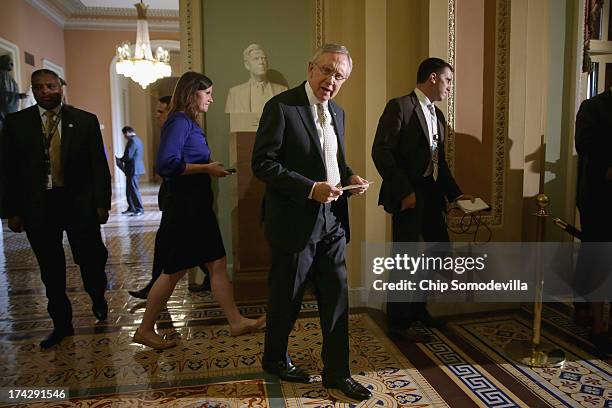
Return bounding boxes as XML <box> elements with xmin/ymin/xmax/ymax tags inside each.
<box><xmin>522</xmin><ymin>139</ymin><xmax>571</xmax><ymax>242</ymax></box>
<box><xmin>267</xmin><ymin>69</ymin><xmax>289</xmax><ymax>89</ymax></box>
<box><xmin>453</xmin><ymin>131</ymin><xmax>493</xmax><ymax>206</ymax></box>
<box><xmin>449</xmin><ymin>130</ymin><xmax>566</xmax><ymax>242</ymax></box>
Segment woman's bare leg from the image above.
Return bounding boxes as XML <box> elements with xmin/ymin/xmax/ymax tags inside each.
<box><xmin>206</xmin><ymin>257</ymin><xmax>265</xmax><ymax>335</ymax></box>
<box><xmin>138</xmin><ymin>270</ymin><xmax>187</xmax><ymax>334</ymax></box>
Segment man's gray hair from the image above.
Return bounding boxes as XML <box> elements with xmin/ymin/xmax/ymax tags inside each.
<box><xmin>310</xmin><ymin>43</ymin><xmax>353</xmax><ymax>77</ymax></box>
<box><xmin>243</xmin><ymin>43</ymin><xmax>265</xmax><ymax>62</ymax></box>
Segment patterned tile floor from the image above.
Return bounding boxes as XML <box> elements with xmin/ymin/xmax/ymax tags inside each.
<box><xmin>0</xmin><ymin>183</ymin><xmax>610</xmax><ymax>407</ymax></box>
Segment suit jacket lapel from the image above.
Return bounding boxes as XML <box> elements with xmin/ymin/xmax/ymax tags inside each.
<box><xmin>410</xmin><ymin>92</ymin><xmax>431</xmax><ymax>146</ymax></box>
<box><xmin>329</xmin><ymin>101</ymin><xmax>344</xmax><ymax>145</ymax></box>
<box><xmin>25</xmin><ymin>106</ymin><xmax>45</xmax><ymax>153</ymax></box>
<box><xmin>295</xmin><ymin>87</ymin><xmax>324</xmax><ymax>161</ymax></box>
<box><xmin>329</xmin><ymin>101</ymin><xmax>348</xmax><ymax>171</ymax></box>
<box><xmin>31</xmin><ymin>106</ymin><xmax>44</xmax><ymax>140</ymax></box>
<box><xmin>436</xmin><ymin>107</ymin><xmax>445</xmax><ymax>142</ymax></box>
<box><xmin>60</xmin><ymin>105</ymin><xmax>73</xmax><ymax>167</ymax></box>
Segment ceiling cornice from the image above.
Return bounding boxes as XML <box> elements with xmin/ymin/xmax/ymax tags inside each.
<box><xmin>24</xmin><ymin>0</ymin><xmax>68</xmax><ymax>27</ymax></box>
<box><xmin>24</xmin><ymin>0</ymin><xmax>179</xmax><ymax>31</ymax></box>
<box><xmin>48</xmin><ymin>0</ymin><xmax>82</xmax><ymax>15</ymax></box>
<box><xmin>71</xmin><ymin>7</ymin><xmax>178</xmax><ymax>18</ymax></box>
<box><xmin>64</xmin><ymin>18</ymin><xmax>179</xmax><ymax>32</ymax></box>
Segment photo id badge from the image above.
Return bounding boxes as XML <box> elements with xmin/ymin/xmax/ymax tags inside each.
<box><xmin>45</xmin><ymin>173</ymin><xmax>53</xmax><ymax>190</ymax></box>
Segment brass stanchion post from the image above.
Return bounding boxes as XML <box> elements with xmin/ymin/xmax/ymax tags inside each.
<box><xmin>504</xmin><ymin>194</ymin><xmax>565</xmax><ymax>367</ymax></box>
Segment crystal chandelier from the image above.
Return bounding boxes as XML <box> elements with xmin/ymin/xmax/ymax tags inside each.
<box><xmin>115</xmin><ymin>1</ymin><xmax>171</xmax><ymax>89</ymax></box>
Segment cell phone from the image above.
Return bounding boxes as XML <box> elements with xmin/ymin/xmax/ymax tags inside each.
<box><xmin>226</xmin><ymin>168</ymin><xmax>237</xmax><ymax>173</ymax></box>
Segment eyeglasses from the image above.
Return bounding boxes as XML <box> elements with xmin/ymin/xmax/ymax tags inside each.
<box><xmin>311</xmin><ymin>62</ymin><xmax>348</xmax><ymax>82</ymax></box>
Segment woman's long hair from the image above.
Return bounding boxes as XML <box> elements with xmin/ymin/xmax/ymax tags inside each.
<box><xmin>168</xmin><ymin>72</ymin><xmax>213</xmax><ymax>121</ymax></box>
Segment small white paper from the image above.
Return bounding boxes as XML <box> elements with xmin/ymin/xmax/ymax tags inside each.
<box><xmin>457</xmin><ymin>197</ymin><xmax>489</xmax><ymax>213</ymax></box>
<box><xmin>341</xmin><ymin>182</ymin><xmax>372</xmax><ymax>191</ymax></box>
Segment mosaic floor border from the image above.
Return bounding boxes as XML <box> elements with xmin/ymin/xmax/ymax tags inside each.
<box><xmin>449</xmin><ymin>313</ymin><xmax>612</xmax><ymax>408</ymax></box>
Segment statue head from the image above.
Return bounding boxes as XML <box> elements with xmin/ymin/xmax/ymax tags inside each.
<box><xmin>0</xmin><ymin>55</ymin><xmax>13</xmax><ymax>71</ymax></box>
<box><xmin>243</xmin><ymin>44</ymin><xmax>268</xmax><ymax>78</ymax></box>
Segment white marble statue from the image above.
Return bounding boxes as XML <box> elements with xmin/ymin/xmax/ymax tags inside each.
<box><xmin>225</xmin><ymin>44</ymin><xmax>287</xmax><ymax>114</ymax></box>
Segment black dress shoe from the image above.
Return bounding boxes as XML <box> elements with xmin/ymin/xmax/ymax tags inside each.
<box><xmin>130</xmin><ymin>211</ymin><xmax>144</xmax><ymax>216</ymax></box>
<box><xmin>128</xmin><ymin>289</ymin><xmax>149</xmax><ymax>300</ymax></box>
<box><xmin>92</xmin><ymin>299</ymin><xmax>108</xmax><ymax>321</ymax></box>
<box><xmin>40</xmin><ymin>327</ymin><xmax>74</xmax><ymax>349</ymax></box>
<box><xmin>121</xmin><ymin>209</ymin><xmax>134</xmax><ymax>215</ymax></box>
<box><xmin>323</xmin><ymin>377</ymin><xmax>372</xmax><ymax>401</ymax></box>
<box><xmin>262</xmin><ymin>361</ymin><xmax>311</xmax><ymax>383</ymax></box>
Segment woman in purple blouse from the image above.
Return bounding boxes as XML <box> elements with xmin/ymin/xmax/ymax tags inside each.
<box><xmin>134</xmin><ymin>72</ymin><xmax>265</xmax><ymax>349</ymax></box>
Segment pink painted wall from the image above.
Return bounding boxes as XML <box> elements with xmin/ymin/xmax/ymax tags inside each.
<box><xmin>0</xmin><ymin>0</ymin><xmax>65</xmax><ymax>91</ymax></box>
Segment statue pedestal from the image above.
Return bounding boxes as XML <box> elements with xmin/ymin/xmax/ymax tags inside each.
<box><xmin>229</xmin><ymin>112</ymin><xmax>261</xmax><ymax>132</ymax></box>
<box><xmin>229</xmin><ymin>131</ymin><xmax>269</xmax><ymax>302</ymax></box>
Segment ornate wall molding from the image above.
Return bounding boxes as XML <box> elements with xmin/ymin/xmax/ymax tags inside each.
<box><xmin>181</xmin><ymin>0</ymin><xmax>198</xmax><ymax>71</ymax></box>
<box><xmin>491</xmin><ymin>0</ymin><xmax>510</xmax><ymax>227</ymax></box>
<box><xmin>447</xmin><ymin>0</ymin><xmax>456</xmax><ymax>171</ymax></box>
<box><xmin>315</xmin><ymin>0</ymin><xmax>324</xmax><ymax>47</ymax></box>
<box><xmin>185</xmin><ymin>0</ymin><xmax>194</xmax><ymax>70</ymax></box>
<box><xmin>447</xmin><ymin>0</ymin><xmax>509</xmax><ymax>228</ymax></box>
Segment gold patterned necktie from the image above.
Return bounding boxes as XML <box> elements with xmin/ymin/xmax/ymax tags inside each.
<box><xmin>316</xmin><ymin>103</ymin><xmax>341</xmax><ymax>187</ymax></box>
<box><xmin>427</xmin><ymin>104</ymin><xmax>439</xmax><ymax>181</ymax></box>
<box><xmin>43</xmin><ymin>110</ymin><xmax>64</xmax><ymax>187</ymax></box>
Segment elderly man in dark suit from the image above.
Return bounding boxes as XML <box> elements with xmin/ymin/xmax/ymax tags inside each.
<box><xmin>117</xmin><ymin>125</ymin><xmax>145</xmax><ymax>216</ymax></box>
<box><xmin>372</xmin><ymin>58</ymin><xmax>471</xmax><ymax>342</ymax></box>
<box><xmin>574</xmin><ymin>87</ymin><xmax>612</xmax><ymax>357</ymax></box>
<box><xmin>252</xmin><ymin>43</ymin><xmax>371</xmax><ymax>402</ymax></box>
<box><xmin>1</xmin><ymin>69</ymin><xmax>111</xmax><ymax>349</ymax></box>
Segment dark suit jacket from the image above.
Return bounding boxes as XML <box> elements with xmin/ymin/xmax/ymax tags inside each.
<box><xmin>120</xmin><ymin>135</ymin><xmax>145</xmax><ymax>176</ymax></box>
<box><xmin>372</xmin><ymin>91</ymin><xmax>461</xmax><ymax>214</ymax></box>
<box><xmin>575</xmin><ymin>89</ymin><xmax>612</xmax><ymax>212</ymax></box>
<box><xmin>252</xmin><ymin>82</ymin><xmax>354</xmax><ymax>252</ymax></box>
<box><xmin>0</xmin><ymin>104</ymin><xmax>111</xmax><ymax>226</ymax></box>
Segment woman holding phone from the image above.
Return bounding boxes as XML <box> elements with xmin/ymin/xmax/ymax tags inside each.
<box><xmin>133</xmin><ymin>72</ymin><xmax>265</xmax><ymax>349</ymax></box>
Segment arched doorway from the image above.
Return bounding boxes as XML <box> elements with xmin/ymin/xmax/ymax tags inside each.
<box><xmin>109</xmin><ymin>40</ymin><xmax>180</xmax><ymax>187</ymax></box>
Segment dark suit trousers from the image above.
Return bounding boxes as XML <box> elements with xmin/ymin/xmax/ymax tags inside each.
<box><xmin>387</xmin><ymin>177</ymin><xmax>449</xmax><ymax>330</ymax></box>
<box><xmin>25</xmin><ymin>189</ymin><xmax>108</xmax><ymax>330</ymax></box>
<box><xmin>574</xmin><ymin>202</ymin><xmax>612</xmax><ymax>303</ymax></box>
<box><xmin>263</xmin><ymin>204</ymin><xmax>350</xmax><ymax>381</ymax></box>
<box><xmin>126</xmin><ymin>175</ymin><xmax>143</xmax><ymax>212</ymax></box>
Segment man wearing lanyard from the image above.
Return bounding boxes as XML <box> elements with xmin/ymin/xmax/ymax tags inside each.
<box><xmin>0</xmin><ymin>69</ymin><xmax>111</xmax><ymax>349</ymax></box>
<box><xmin>372</xmin><ymin>58</ymin><xmax>471</xmax><ymax>342</ymax></box>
